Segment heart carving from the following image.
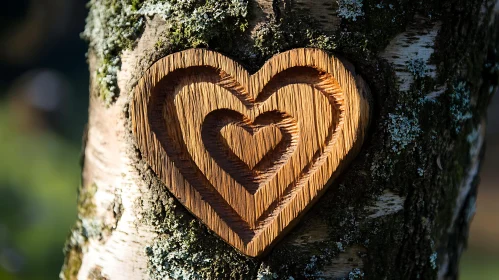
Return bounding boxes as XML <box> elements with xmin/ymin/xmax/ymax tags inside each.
<box><xmin>216</xmin><ymin>113</ymin><xmax>285</xmax><ymax>170</ymax></box>
<box><xmin>203</xmin><ymin>110</ymin><xmax>298</xmax><ymax>194</ymax></box>
<box><xmin>131</xmin><ymin>48</ymin><xmax>370</xmax><ymax>257</ymax></box>
<box><xmin>220</xmin><ymin>122</ymin><xmax>283</xmax><ymax>170</ymax></box>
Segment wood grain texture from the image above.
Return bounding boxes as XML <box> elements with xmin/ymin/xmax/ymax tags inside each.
<box><xmin>131</xmin><ymin>48</ymin><xmax>370</xmax><ymax>257</ymax></box>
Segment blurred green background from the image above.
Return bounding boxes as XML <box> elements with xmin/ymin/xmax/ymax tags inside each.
<box><xmin>0</xmin><ymin>0</ymin><xmax>497</xmax><ymax>279</ymax></box>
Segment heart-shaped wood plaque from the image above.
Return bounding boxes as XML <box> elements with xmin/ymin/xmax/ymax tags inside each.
<box><xmin>131</xmin><ymin>48</ymin><xmax>370</xmax><ymax>257</ymax></box>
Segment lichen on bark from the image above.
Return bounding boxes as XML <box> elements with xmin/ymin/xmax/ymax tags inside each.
<box><xmin>60</xmin><ymin>182</ymin><xmax>98</xmax><ymax>279</ymax></box>
<box><xmin>82</xmin><ymin>0</ymin><xmax>145</xmax><ymax>104</ymax></box>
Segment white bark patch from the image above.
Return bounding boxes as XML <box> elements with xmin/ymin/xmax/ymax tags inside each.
<box><xmin>439</xmin><ymin>122</ymin><xmax>485</xmax><ymax>279</ymax></box>
<box><xmin>77</xmin><ymin>96</ymin><xmax>158</xmax><ymax>280</ymax></box>
<box><xmin>289</xmin><ymin>223</ymin><xmax>330</xmax><ymax>246</ymax></box>
<box><xmin>249</xmin><ymin>0</ymin><xmax>274</xmax><ymax>35</ymax></box>
<box><xmin>294</xmin><ymin>0</ymin><xmax>341</xmax><ymax>32</ymax></box>
<box><xmin>424</xmin><ymin>86</ymin><xmax>446</xmax><ymax>102</ymax></box>
<box><xmin>255</xmin><ymin>0</ymin><xmax>274</xmax><ymax>17</ymax></box>
<box><xmin>381</xmin><ymin>15</ymin><xmax>441</xmax><ymax>91</ymax></box>
<box><xmin>437</xmin><ymin>253</ymin><xmax>450</xmax><ymax>280</ymax></box>
<box><xmin>449</xmin><ymin>123</ymin><xmax>485</xmax><ymax>229</ymax></box>
<box><xmin>367</xmin><ymin>190</ymin><xmax>405</xmax><ymax>219</ymax></box>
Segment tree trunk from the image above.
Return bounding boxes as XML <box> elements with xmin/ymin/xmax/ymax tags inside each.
<box><xmin>61</xmin><ymin>0</ymin><xmax>499</xmax><ymax>279</ymax></box>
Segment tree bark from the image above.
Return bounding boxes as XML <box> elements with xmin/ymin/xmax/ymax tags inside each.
<box><xmin>61</xmin><ymin>0</ymin><xmax>499</xmax><ymax>279</ymax></box>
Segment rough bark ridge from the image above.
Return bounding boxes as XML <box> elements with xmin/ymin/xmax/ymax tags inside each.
<box><xmin>61</xmin><ymin>0</ymin><xmax>499</xmax><ymax>279</ymax></box>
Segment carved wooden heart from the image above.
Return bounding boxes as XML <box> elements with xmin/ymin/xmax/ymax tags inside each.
<box><xmin>131</xmin><ymin>48</ymin><xmax>370</xmax><ymax>257</ymax></box>
<box><xmin>215</xmin><ymin>114</ymin><xmax>286</xmax><ymax>170</ymax></box>
<box><xmin>219</xmin><ymin>121</ymin><xmax>284</xmax><ymax>170</ymax></box>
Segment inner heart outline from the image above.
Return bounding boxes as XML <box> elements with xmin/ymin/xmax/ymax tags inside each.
<box><xmin>202</xmin><ymin>109</ymin><xmax>299</xmax><ymax>194</ymax></box>
<box><xmin>132</xmin><ymin>48</ymin><xmax>370</xmax><ymax>256</ymax></box>
<box><xmin>219</xmin><ymin>121</ymin><xmax>283</xmax><ymax>170</ymax></box>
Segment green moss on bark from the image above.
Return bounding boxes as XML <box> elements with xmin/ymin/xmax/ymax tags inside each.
<box><xmin>252</xmin><ymin>14</ymin><xmax>336</xmax><ymax>59</ymax></box>
<box><xmin>83</xmin><ymin>0</ymin><xmax>249</xmax><ymax>105</ymax></box>
<box><xmin>60</xmin><ymin>221</ymin><xmax>86</xmax><ymax>280</ymax></box>
<box><xmin>82</xmin><ymin>0</ymin><xmax>145</xmax><ymax>104</ymax></box>
<box><xmin>77</xmin><ymin>183</ymin><xmax>97</xmax><ymax>217</ymax></box>
<box><xmin>60</xmin><ymin>246</ymin><xmax>83</xmax><ymax>280</ymax></box>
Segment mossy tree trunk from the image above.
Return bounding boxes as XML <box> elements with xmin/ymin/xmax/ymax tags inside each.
<box><xmin>61</xmin><ymin>0</ymin><xmax>499</xmax><ymax>279</ymax></box>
